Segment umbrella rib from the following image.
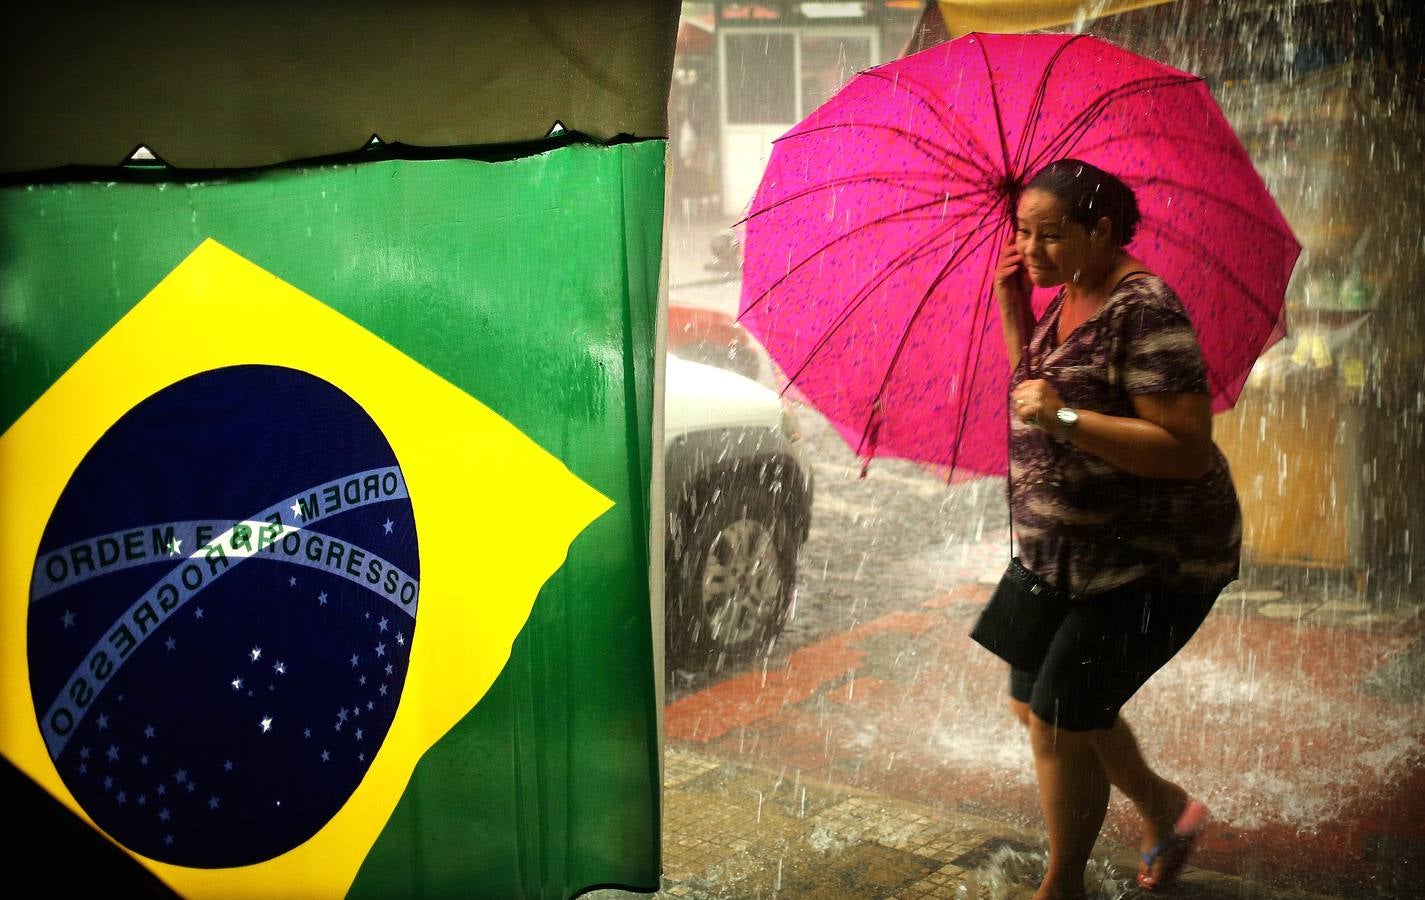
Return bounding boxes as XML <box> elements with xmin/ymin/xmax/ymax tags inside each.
<box><xmin>1012</xmin><ymin>34</ymin><xmax>1091</xmax><ymax>177</ymax></box>
<box><xmin>1070</xmin><ymin>129</ymin><xmax>1241</xmax><ymax>165</ymax></box>
<box><xmin>944</xmin><ymin>213</ymin><xmax>1013</xmax><ymax>477</ymax></box>
<box><xmin>777</xmin><ymin>192</ymin><xmax>1001</xmax><ymax>393</ymax></box>
<box><xmin>1024</xmin><ymin>75</ymin><xmax>1202</xmax><ymax>175</ymax></box>
<box><xmin>855</xmin><ymin>68</ymin><xmax>1000</xmax><ymax>182</ymax></box>
<box><xmin>973</xmin><ymin>37</ymin><xmax>1015</xmax><ymax>176</ymax></box>
<box><xmin>1134</xmin><ymin>217</ymin><xmax>1283</xmax><ymax>333</ymax></box>
<box><xmin>737</xmin><ymin>171</ymin><xmax>973</xmax><ymax>229</ymax></box>
<box><xmin>852</xmin><ymin>201</ymin><xmax>1006</xmax><ymax>457</ymax></box>
<box><xmin>777</xmin><ymin>121</ymin><xmax>990</xmax><ymax>183</ymax></box>
<box><xmin>740</xmin><ymin>188</ymin><xmax>995</xmax><ymax>318</ymax></box>
<box><xmin>1123</xmin><ymin>175</ymin><xmax>1299</xmax><ymax>239</ymax></box>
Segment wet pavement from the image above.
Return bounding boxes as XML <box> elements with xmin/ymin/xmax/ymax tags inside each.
<box><xmin>656</xmin><ymin>570</ymin><xmax>1425</xmax><ymax>899</ymax></box>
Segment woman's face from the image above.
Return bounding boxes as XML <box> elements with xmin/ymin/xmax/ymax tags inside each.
<box><xmin>1014</xmin><ymin>188</ymin><xmax>1107</xmax><ymax>288</ymax></box>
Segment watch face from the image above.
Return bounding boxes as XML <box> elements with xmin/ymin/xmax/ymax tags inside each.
<box><xmin>1056</xmin><ymin>408</ymin><xmax>1078</xmax><ymax>426</ymax></box>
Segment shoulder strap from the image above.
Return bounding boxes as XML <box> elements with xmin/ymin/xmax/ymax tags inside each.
<box><xmin>1112</xmin><ymin>269</ymin><xmax>1152</xmax><ymax>292</ymax></box>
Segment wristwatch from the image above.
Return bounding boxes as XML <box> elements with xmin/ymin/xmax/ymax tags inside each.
<box><xmin>1054</xmin><ymin>406</ymin><xmax>1080</xmax><ymax>438</ymax></box>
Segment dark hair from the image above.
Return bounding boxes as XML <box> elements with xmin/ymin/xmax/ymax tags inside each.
<box><xmin>1024</xmin><ymin>159</ymin><xmax>1140</xmax><ymax>246</ymax></box>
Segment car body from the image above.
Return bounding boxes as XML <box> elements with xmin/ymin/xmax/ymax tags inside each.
<box><xmin>667</xmin><ymin>304</ymin><xmax>760</xmax><ymax>379</ymax></box>
<box><xmin>663</xmin><ymin>355</ymin><xmax>813</xmax><ymax>674</ymax></box>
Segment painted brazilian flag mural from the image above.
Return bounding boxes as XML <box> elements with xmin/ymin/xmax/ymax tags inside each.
<box><xmin>0</xmin><ymin>140</ymin><xmax>663</xmax><ymax>896</ymax></box>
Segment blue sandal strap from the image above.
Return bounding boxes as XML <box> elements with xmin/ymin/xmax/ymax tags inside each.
<box><xmin>1140</xmin><ymin>833</ymin><xmax>1184</xmax><ymax>866</ymax></box>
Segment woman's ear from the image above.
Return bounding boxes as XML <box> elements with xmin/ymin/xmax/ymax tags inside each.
<box><xmin>1092</xmin><ymin>216</ymin><xmax>1114</xmax><ymax>246</ymax></box>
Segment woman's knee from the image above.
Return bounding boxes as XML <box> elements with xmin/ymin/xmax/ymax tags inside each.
<box><xmin>1008</xmin><ymin>698</ymin><xmax>1031</xmax><ymax>728</ymax></box>
<box><xmin>1027</xmin><ymin>710</ymin><xmax>1102</xmax><ymax>755</ymax></box>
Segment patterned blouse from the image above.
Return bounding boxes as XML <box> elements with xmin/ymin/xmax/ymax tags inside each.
<box><xmin>1008</xmin><ymin>274</ymin><xmax>1242</xmax><ymax>597</ymax></box>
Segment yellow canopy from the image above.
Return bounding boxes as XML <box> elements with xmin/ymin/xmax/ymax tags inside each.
<box><xmin>937</xmin><ymin>0</ymin><xmax>1175</xmax><ymax>36</ymax></box>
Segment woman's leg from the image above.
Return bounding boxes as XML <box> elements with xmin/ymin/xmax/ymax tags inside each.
<box><xmin>1028</xmin><ymin>714</ymin><xmax>1108</xmax><ymax>899</ymax></box>
<box><xmin>1091</xmin><ymin>717</ymin><xmax>1190</xmax><ymax>879</ymax></box>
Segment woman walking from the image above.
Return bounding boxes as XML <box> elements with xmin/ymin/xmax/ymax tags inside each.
<box><xmin>988</xmin><ymin>159</ymin><xmax>1239</xmax><ymax>898</ymax></box>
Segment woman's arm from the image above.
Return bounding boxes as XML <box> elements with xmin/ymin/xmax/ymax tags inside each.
<box><xmin>1012</xmin><ymin>381</ymin><xmax>1214</xmax><ymax>479</ymax></box>
<box><xmin>992</xmin><ymin>239</ymin><xmax>1034</xmax><ymax>370</ymax></box>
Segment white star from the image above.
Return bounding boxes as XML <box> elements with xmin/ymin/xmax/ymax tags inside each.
<box><xmin>137</xmin><ymin>795</ymin><xmax>147</xmax><ymax>806</ymax></box>
<box><xmin>382</xmin><ymin>518</ymin><xmax>394</xmax><ymax>534</ymax></box>
<box><xmin>396</xmin><ymin>631</ymin><xmax>405</xmax><ymax>646</ymax></box>
<box><xmin>106</xmin><ymin>744</ymin><xmax>119</xmax><ymax>761</ymax></box>
<box><xmin>194</xmin><ymin>607</ymin><xmax>205</xmax><ymax>620</ymax></box>
<box><xmin>385</xmin><ymin>663</ymin><xmax>394</xmax><ymax>676</ymax></box>
<box><xmin>303</xmin><ymin>728</ymin><xmax>311</xmax><ymax>739</ymax></box>
<box><xmin>79</xmin><ymin>746</ymin><xmax>90</xmax><ymax>760</ymax></box>
<box><xmin>157</xmin><ymin>784</ymin><xmax>167</xmax><ymax>796</ymax></box>
<box><xmin>358</xmin><ymin>675</ymin><xmax>367</xmax><ymax>687</ymax></box>
<box><xmin>260</xmin><ymin>716</ymin><xmax>273</xmax><ymax>733</ymax></box>
<box><xmin>164</xmin><ymin>834</ymin><xmax>174</xmax><ymax>846</ymax></box>
<box><xmin>165</xmin><ymin>636</ymin><xmax>177</xmax><ymax>651</ymax></box>
<box><xmin>274</xmin><ymin>661</ymin><xmax>286</xmax><ymax>675</ymax></box>
<box><xmin>321</xmin><ymin>749</ymin><xmax>330</xmax><ymax>762</ymax></box>
<box><xmin>208</xmin><ymin>796</ymin><xmax>220</xmax><ymax>810</ymax></box>
<box><xmin>291</xmin><ymin>500</ymin><xmax>303</xmax><ymax>519</ymax></box>
<box><xmin>379</xmin><ymin>683</ymin><xmax>388</xmax><ymax>696</ymax></box>
<box><xmin>375</xmin><ymin>642</ymin><xmax>386</xmax><ymax>658</ymax></box>
<box><xmin>337</xmin><ymin>707</ymin><xmax>349</xmax><ymax>722</ymax></box>
<box><xmin>167</xmin><ymin>537</ymin><xmax>183</xmax><ymax>556</ymax></box>
<box><xmin>250</xmin><ymin>646</ymin><xmax>262</xmax><ymax>662</ymax></box>
<box><xmin>103</xmin><ymin>775</ymin><xmax>113</xmax><ymax>789</ymax></box>
<box><xmin>224</xmin><ymin>760</ymin><xmax>234</xmax><ymax>772</ymax></box>
<box><xmin>61</xmin><ymin>609</ymin><xmax>76</xmax><ymax>629</ymax></box>
<box><xmin>140</xmin><ymin>754</ymin><xmax>149</xmax><ymax>766</ymax></box>
<box><xmin>144</xmin><ymin>724</ymin><xmax>155</xmax><ymax>739</ymax></box>
<box><xmin>350</xmin><ymin>653</ymin><xmax>359</xmax><ymax>668</ymax></box>
<box><xmin>96</xmin><ymin>713</ymin><xmax>109</xmax><ymax>731</ymax></box>
<box><xmin>288</xmin><ymin>576</ymin><xmax>297</xmax><ymax>587</ymax></box>
<box><xmin>377</xmin><ymin>616</ymin><xmax>389</xmax><ymax>633</ymax></box>
<box><xmin>318</xmin><ymin>591</ymin><xmax>328</xmax><ymax>605</ymax></box>
<box><xmin>116</xmin><ymin>791</ymin><xmax>128</xmax><ymax>805</ymax></box>
<box><xmin>231</xmin><ymin>677</ymin><xmax>243</xmax><ymax>690</ymax></box>
<box><xmin>159</xmin><ymin>808</ymin><xmax>170</xmax><ymax>822</ymax></box>
<box><xmin>175</xmin><ymin>769</ymin><xmax>188</xmax><ymax>784</ymax></box>
<box><xmin>355</xmin><ymin>728</ymin><xmax>364</xmax><ymax>741</ymax></box>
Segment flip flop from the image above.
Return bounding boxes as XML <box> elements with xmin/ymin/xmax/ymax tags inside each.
<box><xmin>1137</xmin><ymin>797</ymin><xmax>1209</xmax><ymax>892</ymax></box>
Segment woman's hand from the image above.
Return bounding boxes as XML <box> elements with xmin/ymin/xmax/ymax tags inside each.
<box><xmin>994</xmin><ymin>239</ymin><xmax>1035</xmax><ymax>371</ymax></box>
<box><xmin>1011</xmin><ymin>379</ymin><xmax>1063</xmax><ymax>430</ymax></box>
<box><xmin>993</xmin><ymin>238</ymin><xmax>1031</xmax><ymax>310</ymax></box>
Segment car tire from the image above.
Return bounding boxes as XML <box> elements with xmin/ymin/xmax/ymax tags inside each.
<box><xmin>667</xmin><ymin>476</ymin><xmax>797</xmax><ymax>677</ymax></box>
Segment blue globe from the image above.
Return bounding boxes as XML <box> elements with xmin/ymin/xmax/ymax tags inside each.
<box><xmin>28</xmin><ymin>365</ymin><xmax>419</xmax><ymax>867</ymax></box>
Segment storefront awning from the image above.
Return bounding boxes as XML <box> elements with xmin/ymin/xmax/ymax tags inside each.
<box><xmin>936</xmin><ymin>0</ymin><xmax>1175</xmax><ymax>36</ymax></box>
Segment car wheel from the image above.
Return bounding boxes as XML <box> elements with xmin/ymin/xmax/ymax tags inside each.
<box><xmin>667</xmin><ymin>483</ymin><xmax>796</xmax><ymax>675</ymax></box>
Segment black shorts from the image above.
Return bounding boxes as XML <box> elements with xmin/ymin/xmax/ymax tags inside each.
<box><xmin>1009</xmin><ymin>578</ymin><xmax>1219</xmax><ymax>732</ymax></box>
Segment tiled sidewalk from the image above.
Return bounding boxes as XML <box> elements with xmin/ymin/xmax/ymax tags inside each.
<box><xmin>656</xmin><ymin>746</ymin><xmax>1338</xmax><ymax>899</ymax></box>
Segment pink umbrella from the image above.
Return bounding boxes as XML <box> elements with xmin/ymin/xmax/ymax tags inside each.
<box><xmin>739</xmin><ymin>32</ymin><xmax>1299</xmax><ymax>477</ymax></box>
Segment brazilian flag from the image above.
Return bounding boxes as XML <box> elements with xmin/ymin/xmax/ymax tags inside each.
<box><xmin>1</xmin><ymin>4</ymin><xmax>672</xmax><ymax>898</ymax></box>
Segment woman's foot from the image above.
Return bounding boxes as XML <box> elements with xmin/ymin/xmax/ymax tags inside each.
<box><xmin>1137</xmin><ymin>796</ymin><xmax>1209</xmax><ymax>891</ymax></box>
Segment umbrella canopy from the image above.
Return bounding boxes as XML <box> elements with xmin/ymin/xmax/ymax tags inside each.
<box><xmin>739</xmin><ymin>31</ymin><xmax>1300</xmax><ymax>477</ymax></box>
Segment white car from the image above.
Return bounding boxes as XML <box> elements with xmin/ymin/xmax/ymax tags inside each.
<box><xmin>663</xmin><ymin>355</ymin><xmax>813</xmax><ymax>674</ymax></box>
